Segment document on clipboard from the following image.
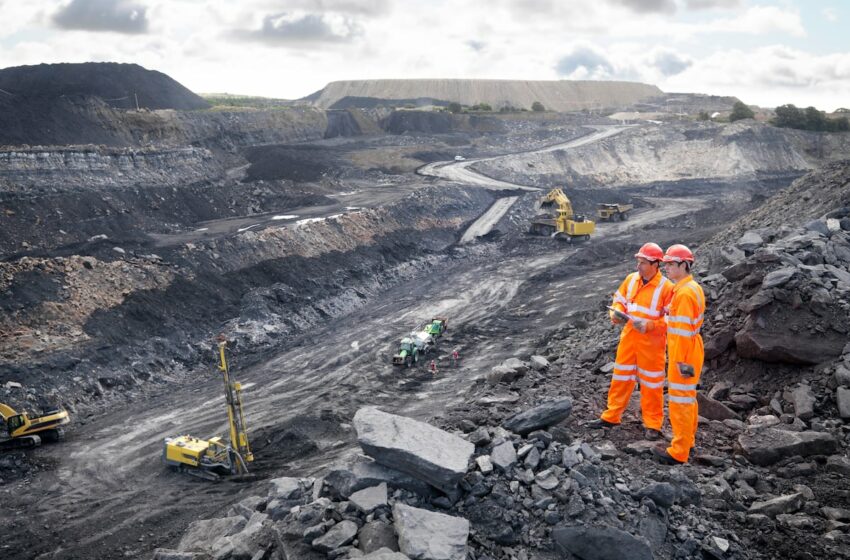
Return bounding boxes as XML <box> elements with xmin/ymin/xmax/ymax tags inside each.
<box><xmin>606</xmin><ymin>306</ymin><xmax>634</xmax><ymax>323</ymax></box>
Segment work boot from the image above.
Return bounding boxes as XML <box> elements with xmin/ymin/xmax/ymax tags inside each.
<box><xmin>585</xmin><ymin>419</ymin><xmax>617</xmax><ymax>429</ymax></box>
<box><xmin>651</xmin><ymin>444</ymin><xmax>685</xmax><ymax>465</ymax></box>
<box><xmin>643</xmin><ymin>428</ymin><xmax>663</xmax><ymax>441</ymax></box>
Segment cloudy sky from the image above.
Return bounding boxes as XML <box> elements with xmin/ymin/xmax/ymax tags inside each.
<box><xmin>1</xmin><ymin>0</ymin><xmax>848</xmax><ymax>110</ymax></box>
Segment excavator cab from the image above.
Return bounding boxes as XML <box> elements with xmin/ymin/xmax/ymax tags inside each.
<box><xmin>5</xmin><ymin>413</ymin><xmax>25</xmax><ymax>435</ymax></box>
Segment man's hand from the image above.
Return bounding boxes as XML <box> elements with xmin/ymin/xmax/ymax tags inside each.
<box><xmin>632</xmin><ymin>319</ymin><xmax>648</xmax><ymax>333</ymax></box>
<box><xmin>609</xmin><ymin>311</ymin><xmax>624</xmax><ymax>325</ymax></box>
<box><xmin>677</xmin><ymin>362</ymin><xmax>695</xmax><ymax>377</ymax></box>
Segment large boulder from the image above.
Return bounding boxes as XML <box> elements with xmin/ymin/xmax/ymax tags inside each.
<box><xmin>393</xmin><ymin>503</ymin><xmax>469</xmax><ymax>560</ymax></box>
<box><xmin>552</xmin><ymin>525</ymin><xmax>653</xmax><ymax>560</ymax></box>
<box><xmin>738</xmin><ymin>428</ymin><xmax>839</xmax><ymax>466</ymax></box>
<box><xmin>325</xmin><ymin>460</ymin><xmax>434</xmax><ymax>498</ymax></box>
<box><xmin>735</xmin><ymin>312</ymin><xmax>846</xmax><ymax>365</ymax></box>
<box><xmin>502</xmin><ymin>398</ymin><xmax>573</xmax><ymax>435</ymax></box>
<box><xmin>354</xmin><ymin>407</ymin><xmax>474</xmax><ymax>493</ymax></box>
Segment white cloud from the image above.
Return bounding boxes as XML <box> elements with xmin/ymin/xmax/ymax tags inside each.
<box><xmin>711</xmin><ymin>5</ymin><xmax>805</xmax><ymax>37</ymax></box>
<box><xmin>663</xmin><ymin>45</ymin><xmax>850</xmax><ymax>110</ymax></box>
<box><xmin>0</xmin><ymin>0</ymin><xmax>844</xmax><ymax>110</ymax></box>
<box><xmin>822</xmin><ymin>8</ymin><xmax>837</xmax><ymax>23</ymax></box>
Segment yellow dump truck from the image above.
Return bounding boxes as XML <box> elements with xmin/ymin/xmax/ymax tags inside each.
<box><xmin>596</xmin><ymin>203</ymin><xmax>633</xmax><ymax>221</ymax></box>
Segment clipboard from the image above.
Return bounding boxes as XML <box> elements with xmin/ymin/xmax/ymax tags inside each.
<box><xmin>606</xmin><ymin>306</ymin><xmax>634</xmax><ymax>323</ymax></box>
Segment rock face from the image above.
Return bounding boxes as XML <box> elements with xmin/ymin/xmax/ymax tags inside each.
<box><xmin>502</xmin><ymin>399</ymin><xmax>573</xmax><ymax>435</ymax></box>
<box><xmin>735</xmin><ymin>319</ymin><xmax>846</xmax><ymax>365</ymax></box>
<box><xmin>738</xmin><ymin>428</ymin><xmax>839</xmax><ymax>466</ymax></box>
<box><xmin>393</xmin><ymin>503</ymin><xmax>469</xmax><ymax>560</ymax></box>
<box><xmin>308</xmin><ymin>79</ymin><xmax>662</xmax><ymax>112</ymax></box>
<box><xmin>552</xmin><ymin>525</ymin><xmax>653</xmax><ymax>560</ymax></box>
<box><xmin>354</xmin><ymin>407</ymin><xmax>475</xmax><ymax>493</ymax></box>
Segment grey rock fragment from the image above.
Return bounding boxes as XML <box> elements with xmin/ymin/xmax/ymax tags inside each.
<box><xmin>748</xmin><ymin>493</ymin><xmax>805</xmax><ymax>517</ymax></box>
<box><xmin>502</xmin><ymin>398</ymin><xmax>573</xmax><ymax>435</ymax></box>
<box><xmin>696</xmin><ymin>393</ymin><xmax>738</xmax><ymax>421</ymax></box>
<box><xmin>530</xmin><ymin>355</ymin><xmax>550</xmax><ymax>371</ymax></box>
<box><xmin>349</xmin><ymin>483</ymin><xmax>388</xmax><ymax>513</ymax></box>
<box><xmin>361</xmin><ymin>548</ymin><xmax>410</xmax><ymax>560</ymax></box>
<box><xmin>312</xmin><ymin>520</ymin><xmax>358</xmax><ymax>553</ymax></box>
<box><xmin>837</xmin><ymin>387</ymin><xmax>850</xmax><ymax>419</ymax></box>
<box><xmin>490</xmin><ymin>440</ymin><xmax>517</xmax><ymax>471</ymax></box>
<box><xmin>552</xmin><ymin>525</ymin><xmax>653</xmax><ymax>560</ymax></box>
<box><xmin>393</xmin><ymin>503</ymin><xmax>469</xmax><ymax>560</ymax></box>
<box><xmin>358</xmin><ymin>522</ymin><xmax>399</xmax><ymax>554</ymax></box>
<box><xmin>791</xmin><ymin>384</ymin><xmax>816</xmax><ymax>420</ymax></box>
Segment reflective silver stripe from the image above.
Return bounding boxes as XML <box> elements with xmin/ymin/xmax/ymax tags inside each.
<box><xmin>667</xmin><ymin>314</ymin><xmax>703</xmax><ymax>325</ymax></box>
<box><xmin>669</xmin><ymin>395</ymin><xmax>696</xmax><ymax>404</ymax></box>
<box><xmin>686</xmin><ymin>282</ymin><xmax>706</xmax><ymax>313</ymax></box>
<box><xmin>668</xmin><ymin>327</ymin><xmax>699</xmax><ymax>337</ymax></box>
<box><xmin>612</xmin><ymin>374</ymin><xmax>636</xmax><ymax>382</ymax></box>
<box><xmin>669</xmin><ymin>382</ymin><xmax>698</xmax><ymax>391</ymax></box>
<box><xmin>629</xmin><ymin>304</ymin><xmax>662</xmax><ymax>318</ymax></box>
<box><xmin>614</xmin><ymin>293</ymin><xmax>628</xmax><ymax>305</ymax></box>
<box><xmin>626</xmin><ymin>273</ymin><xmax>638</xmax><ymax>300</ymax></box>
<box><xmin>639</xmin><ymin>379</ymin><xmax>665</xmax><ymax>389</ymax></box>
<box><xmin>637</xmin><ymin>367</ymin><xmax>665</xmax><ymax>378</ymax></box>
<box><xmin>648</xmin><ymin>277</ymin><xmax>668</xmax><ymax>316</ymax></box>
<box><xmin>614</xmin><ymin>363</ymin><xmax>637</xmax><ymax>370</ymax></box>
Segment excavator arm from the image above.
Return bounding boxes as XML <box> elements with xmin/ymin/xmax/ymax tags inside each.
<box><xmin>540</xmin><ymin>188</ymin><xmax>575</xmax><ymax>220</ymax></box>
<box><xmin>0</xmin><ymin>403</ymin><xmax>18</xmax><ymax>422</ymax></box>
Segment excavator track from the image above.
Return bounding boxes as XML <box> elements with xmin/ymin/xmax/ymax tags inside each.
<box><xmin>0</xmin><ymin>435</ymin><xmax>41</xmax><ymax>452</ymax></box>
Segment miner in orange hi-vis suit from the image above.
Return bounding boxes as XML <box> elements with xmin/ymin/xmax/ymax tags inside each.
<box><xmin>653</xmin><ymin>244</ymin><xmax>706</xmax><ymax>465</ymax></box>
<box><xmin>586</xmin><ymin>243</ymin><xmax>673</xmax><ymax>441</ymax></box>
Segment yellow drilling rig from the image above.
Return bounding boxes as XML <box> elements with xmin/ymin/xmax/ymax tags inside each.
<box><xmin>163</xmin><ymin>336</ymin><xmax>253</xmax><ymax>480</ymax></box>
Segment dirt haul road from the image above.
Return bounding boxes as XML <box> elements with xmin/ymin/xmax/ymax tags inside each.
<box><xmin>417</xmin><ymin>125</ymin><xmax>631</xmax><ymax>189</ymax></box>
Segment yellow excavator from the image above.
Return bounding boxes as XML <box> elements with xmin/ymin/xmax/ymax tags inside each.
<box><xmin>0</xmin><ymin>403</ymin><xmax>70</xmax><ymax>451</ymax></box>
<box><xmin>163</xmin><ymin>336</ymin><xmax>254</xmax><ymax>480</ymax></box>
<box><xmin>529</xmin><ymin>188</ymin><xmax>595</xmax><ymax>240</ymax></box>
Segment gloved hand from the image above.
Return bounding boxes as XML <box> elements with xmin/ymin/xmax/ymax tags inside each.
<box><xmin>677</xmin><ymin>362</ymin><xmax>695</xmax><ymax>377</ymax></box>
<box><xmin>609</xmin><ymin>311</ymin><xmax>624</xmax><ymax>325</ymax></box>
<box><xmin>632</xmin><ymin>319</ymin><xmax>648</xmax><ymax>333</ymax></box>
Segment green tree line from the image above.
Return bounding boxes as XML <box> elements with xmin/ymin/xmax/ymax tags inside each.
<box><xmin>773</xmin><ymin>104</ymin><xmax>849</xmax><ymax>132</ymax></box>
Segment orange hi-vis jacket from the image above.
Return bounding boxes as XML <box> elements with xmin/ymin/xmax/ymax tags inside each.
<box><xmin>601</xmin><ymin>269</ymin><xmax>673</xmax><ymax>429</ymax></box>
<box><xmin>665</xmin><ymin>274</ymin><xmax>706</xmax><ymax>463</ymax></box>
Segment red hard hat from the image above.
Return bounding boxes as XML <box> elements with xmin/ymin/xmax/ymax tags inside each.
<box><xmin>663</xmin><ymin>244</ymin><xmax>695</xmax><ymax>263</ymax></box>
<box><xmin>634</xmin><ymin>242</ymin><xmax>663</xmax><ymax>261</ymax></box>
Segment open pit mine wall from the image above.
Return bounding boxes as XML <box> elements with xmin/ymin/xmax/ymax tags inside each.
<box><xmin>470</xmin><ymin>122</ymin><xmax>846</xmax><ymax>189</ymax></box>
<box><xmin>0</xmin><ymin>187</ymin><xmax>493</xmax><ymax>398</ymax></box>
<box><xmin>311</xmin><ymin>79</ymin><xmax>663</xmax><ymax>112</ymax></box>
<box><xmin>0</xmin><ymin>145</ymin><xmax>229</xmax><ymax>255</ymax></box>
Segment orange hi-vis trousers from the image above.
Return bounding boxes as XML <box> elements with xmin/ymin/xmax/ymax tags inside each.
<box><xmin>601</xmin><ymin>270</ymin><xmax>673</xmax><ymax>430</ymax></box>
<box><xmin>665</xmin><ymin>275</ymin><xmax>706</xmax><ymax>463</ymax></box>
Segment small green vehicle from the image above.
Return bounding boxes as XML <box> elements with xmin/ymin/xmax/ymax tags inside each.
<box><xmin>393</xmin><ymin>337</ymin><xmax>420</xmax><ymax>368</ymax></box>
<box><xmin>425</xmin><ymin>317</ymin><xmax>448</xmax><ymax>337</ymax></box>
<box><xmin>392</xmin><ymin>317</ymin><xmax>448</xmax><ymax>367</ymax></box>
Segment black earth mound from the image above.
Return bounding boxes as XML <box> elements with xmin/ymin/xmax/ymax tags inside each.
<box><xmin>0</xmin><ymin>62</ymin><xmax>208</xmax><ymax>145</ymax></box>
